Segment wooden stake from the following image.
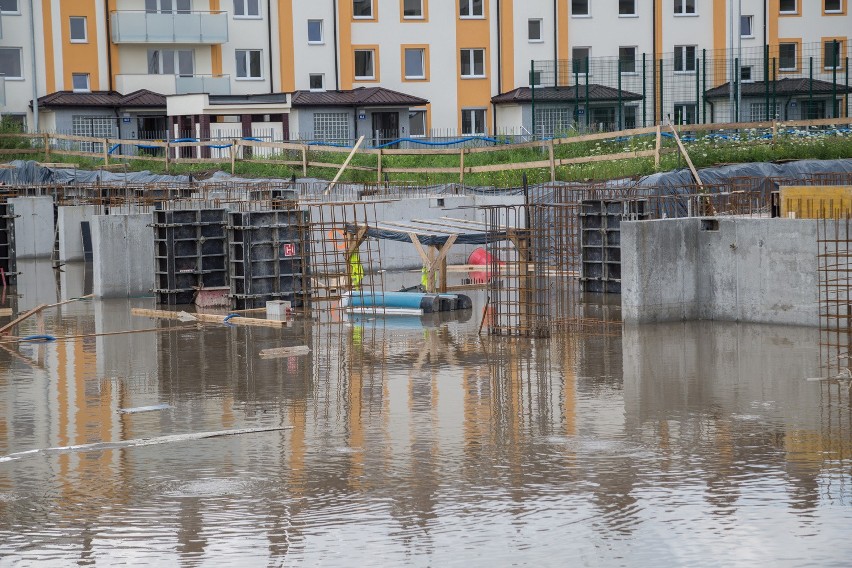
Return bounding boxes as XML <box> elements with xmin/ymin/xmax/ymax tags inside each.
<box><xmin>301</xmin><ymin>145</ymin><xmax>308</xmax><ymax>177</ymax></box>
<box><xmin>654</xmin><ymin>125</ymin><xmax>662</xmax><ymax>168</ymax></box>
<box><xmin>667</xmin><ymin>122</ymin><xmax>703</xmax><ymax>188</ymax></box>
<box><xmin>230</xmin><ymin>139</ymin><xmax>237</xmax><ymax>174</ymax></box>
<box><xmin>43</xmin><ymin>133</ymin><xmax>50</xmax><ymax>161</ymax></box>
<box><xmin>377</xmin><ymin>148</ymin><xmax>383</xmax><ymax>183</ymax></box>
<box><xmin>103</xmin><ymin>139</ymin><xmax>110</xmax><ymax>165</ymax></box>
<box><xmin>459</xmin><ymin>147</ymin><xmax>466</xmax><ymax>185</ymax></box>
<box><xmin>324</xmin><ymin>135</ymin><xmax>365</xmax><ymax>195</ymax></box>
<box><xmin>548</xmin><ymin>139</ymin><xmax>556</xmax><ymax>182</ymax></box>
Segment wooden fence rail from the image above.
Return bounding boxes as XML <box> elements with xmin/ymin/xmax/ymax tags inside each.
<box><xmin>1</xmin><ymin>116</ymin><xmax>850</xmax><ymax>182</ymax></box>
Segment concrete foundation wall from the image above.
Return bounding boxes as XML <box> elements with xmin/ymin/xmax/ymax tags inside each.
<box><xmin>622</xmin><ymin>217</ymin><xmax>821</xmax><ymax>326</ymax></box>
<box><xmin>91</xmin><ymin>214</ymin><xmax>155</xmax><ymax>299</ymax></box>
<box><xmin>58</xmin><ymin>205</ymin><xmax>96</xmax><ymax>262</ymax></box>
<box><xmin>9</xmin><ymin>197</ymin><xmax>54</xmax><ymax>259</ymax></box>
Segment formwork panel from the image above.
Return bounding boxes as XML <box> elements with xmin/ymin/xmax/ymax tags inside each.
<box><xmin>580</xmin><ymin>199</ymin><xmax>648</xmax><ymax>295</ymax></box>
<box><xmin>0</xmin><ymin>203</ymin><xmax>16</xmax><ymax>284</ymax></box>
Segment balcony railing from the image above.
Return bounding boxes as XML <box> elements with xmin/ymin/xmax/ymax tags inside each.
<box><xmin>116</xmin><ymin>74</ymin><xmax>231</xmax><ymax>96</ymax></box>
<box><xmin>110</xmin><ymin>10</ymin><xmax>228</xmax><ymax>44</ymax></box>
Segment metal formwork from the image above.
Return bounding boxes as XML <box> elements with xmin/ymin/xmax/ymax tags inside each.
<box><xmin>580</xmin><ymin>199</ymin><xmax>649</xmax><ymax>294</ymax></box>
<box><xmin>227</xmin><ymin>209</ymin><xmax>310</xmax><ymax>310</ymax></box>
<box><xmin>0</xmin><ymin>202</ymin><xmax>16</xmax><ymax>284</ymax></box>
<box><xmin>153</xmin><ymin>209</ymin><xmax>228</xmax><ymax>304</ymax></box>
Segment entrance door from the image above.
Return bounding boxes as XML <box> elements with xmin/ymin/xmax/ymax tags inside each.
<box><xmin>590</xmin><ymin>107</ymin><xmax>616</xmax><ymax>131</ymax></box>
<box><xmin>371</xmin><ymin>112</ymin><xmax>399</xmax><ymax>146</ymax></box>
<box><xmin>804</xmin><ymin>100</ymin><xmax>826</xmax><ymax>120</ymax></box>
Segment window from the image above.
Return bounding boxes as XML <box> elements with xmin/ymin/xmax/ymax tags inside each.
<box><xmin>674</xmin><ymin>0</ymin><xmax>696</xmax><ymax>15</ymax></box>
<box><xmin>233</xmin><ymin>0</ymin><xmax>260</xmax><ymax>17</ymax></box>
<box><xmin>73</xmin><ymin>116</ymin><xmax>117</xmax><ymax>153</ymax></box>
<box><xmin>779</xmin><ymin>42</ymin><xmax>798</xmax><ymax>70</ymax></box>
<box><xmin>354</xmin><ymin>49</ymin><xmax>375</xmax><ymax>79</ymax></box>
<box><xmin>625</xmin><ymin>106</ymin><xmax>637</xmax><ymax>129</ymax></box>
<box><xmin>353</xmin><ymin>0</ymin><xmax>373</xmax><ymax>18</ymax></box>
<box><xmin>461</xmin><ymin>109</ymin><xmax>487</xmax><ymax>135</ymax></box>
<box><xmin>535</xmin><ymin>107</ymin><xmax>572</xmax><ymax>138</ymax></box>
<box><xmin>309</xmin><ymin>73</ymin><xmax>324</xmax><ymax>91</ymax></box>
<box><xmin>750</xmin><ymin>102</ymin><xmax>779</xmax><ymax>121</ymax></box>
<box><xmin>404</xmin><ymin>48</ymin><xmax>425</xmax><ymax>79</ymax></box>
<box><xmin>71</xmin><ymin>73</ymin><xmax>90</xmax><ymax>92</ymax></box>
<box><xmin>825</xmin><ymin>0</ymin><xmax>842</xmax><ymax>12</ymax></box>
<box><xmin>0</xmin><ymin>48</ymin><xmax>23</xmax><ymax>79</ymax></box>
<box><xmin>145</xmin><ymin>0</ymin><xmax>191</xmax><ymax>14</ymax></box>
<box><xmin>619</xmin><ymin>46</ymin><xmax>636</xmax><ymax>73</ymax></box>
<box><xmin>409</xmin><ymin>110</ymin><xmax>426</xmax><ymax>137</ymax></box>
<box><xmin>460</xmin><ymin>48</ymin><xmax>485</xmax><ymax>78</ymax></box>
<box><xmin>403</xmin><ymin>0</ymin><xmax>424</xmax><ymax>18</ymax></box>
<box><xmin>70</xmin><ymin>17</ymin><xmax>87</xmax><ymax>42</ymax></box>
<box><xmin>825</xmin><ymin>40</ymin><xmax>844</xmax><ymax>69</ymax></box>
<box><xmin>148</xmin><ymin>49</ymin><xmax>194</xmax><ymax>75</ymax></box>
<box><xmin>740</xmin><ymin>65</ymin><xmax>752</xmax><ymax>81</ymax></box>
<box><xmin>779</xmin><ymin>0</ymin><xmax>796</xmax><ymax>13</ymax></box>
<box><xmin>307</xmin><ymin>20</ymin><xmax>323</xmax><ymax>43</ymax></box>
<box><xmin>528</xmin><ymin>19</ymin><xmax>542</xmax><ymax>42</ymax></box>
<box><xmin>740</xmin><ymin>15</ymin><xmax>753</xmax><ymax>37</ymax></box>
<box><xmin>460</xmin><ymin>0</ymin><xmax>483</xmax><ymax>18</ymax></box>
<box><xmin>529</xmin><ymin>70</ymin><xmax>542</xmax><ymax>86</ymax></box>
<box><xmin>314</xmin><ymin>112</ymin><xmax>350</xmax><ymax>143</ymax></box>
<box><xmin>235</xmin><ymin>49</ymin><xmax>262</xmax><ymax>79</ymax></box>
<box><xmin>673</xmin><ymin>103</ymin><xmax>696</xmax><ymax>125</ymax></box>
<box><xmin>674</xmin><ymin>45</ymin><xmax>696</xmax><ymax>72</ymax></box>
<box><xmin>572</xmin><ymin>47</ymin><xmax>589</xmax><ymax>74</ymax></box>
<box><xmin>619</xmin><ymin>0</ymin><xmax>636</xmax><ymax>16</ymax></box>
<box><xmin>572</xmin><ymin>0</ymin><xmax>589</xmax><ymax>16</ymax></box>
<box><xmin>0</xmin><ymin>0</ymin><xmax>19</xmax><ymax>14</ymax></box>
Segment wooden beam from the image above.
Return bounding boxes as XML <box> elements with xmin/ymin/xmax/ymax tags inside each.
<box><xmin>668</xmin><ymin>122</ymin><xmax>703</xmax><ymax>188</ymax></box>
<box><xmin>0</xmin><ymin>304</ymin><xmax>48</xmax><ymax>336</ymax></box>
<box><xmin>324</xmin><ymin>135</ymin><xmax>365</xmax><ymax>195</ymax></box>
<box><xmin>131</xmin><ymin>308</ymin><xmax>288</xmax><ymax>328</ymax></box>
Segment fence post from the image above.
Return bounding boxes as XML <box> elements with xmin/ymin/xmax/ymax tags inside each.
<box><xmin>377</xmin><ymin>148</ymin><xmax>383</xmax><ymax>183</ymax></box>
<box><xmin>230</xmin><ymin>139</ymin><xmax>236</xmax><ymax>174</ymax></box>
<box><xmin>654</xmin><ymin>125</ymin><xmax>662</xmax><ymax>168</ymax></box>
<box><xmin>165</xmin><ymin>141</ymin><xmax>171</xmax><ymax>173</ymax></box>
<box><xmin>459</xmin><ymin>147</ymin><xmax>465</xmax><ymax>185</ymax></box>
<box><xmin>301</xmin><ymin>145</ymin><xmax>308</xmax><ymax>177</ymax></box>
<box><xmin>42</xmin><ymin>133</ymin><xmax>50</xmax><ymax>161</ymax></box>
<box><xmin>103</xmin><ymin>139</ymin><xmax>109</xmax><ymax>166</ymax></box>
<box><xmin>548</xmin><ymin>139</ymin><xmax>556</xmax><ymax>182</ymax></box>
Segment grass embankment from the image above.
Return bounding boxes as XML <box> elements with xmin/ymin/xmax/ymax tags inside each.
<box><xmin>3</xmin><ymin>128</ymin><xmax>851</xmax><ymax>187</ymax></box>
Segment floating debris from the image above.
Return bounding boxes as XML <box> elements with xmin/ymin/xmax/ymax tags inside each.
<box><xmin>119</xmin><ymin>403</ymin><xmax>173</xmax><ymax>414</ymax></box>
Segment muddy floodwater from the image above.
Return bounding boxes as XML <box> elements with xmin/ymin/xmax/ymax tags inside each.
<box><xmin>1</xmin><ymin>262</ymin><xmax>851</xmax><ymax>566</ymax></box>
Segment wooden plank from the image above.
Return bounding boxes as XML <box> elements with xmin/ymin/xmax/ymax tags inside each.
<box><xmin>466</xmin><ymin>159</ymin><xmax>552</xmax><ymax>174</ymax></box>
<box><xmin>240</xmin><ymin>158</ymin><xmax>303</xmax><ymax>167</ymax></box>
<box><xmin>0</xmin><ymin>304</ymin><xmax>48</xmax><ymax>336</ymax></box>
<box><xmin>380</xmin><ymin>147</ymin><xmax>465</xmax><ymax>156</ymax></box>
<box><xmin>557</xmin><ymin>149</ymin><xmax>656</xmax><ymax>166</ymax></box>
<box><xmin>381</xmin><ymin>166</ymin><xmax>461</xmax><ymax>174</ymax></box>
<box><xmin>325</xmin><ymin>135</ymin><xmax>366</xmax><ymax>195</ymax></box>
<box><xmin>131</xmin><ymin>308</ymin><xmax>287</xmax><ymax>328</ymax></box>
<box><xmin>382</xmin><ymin>219</ymin><xmax>461</xmax><ymax>235</ymax></box>
<box><xmin>0</xmin><ymin>149</ymin><xmax>40</xmax><ymax>155</ymax></box>
<box><xmin>409</xmin><ymin>233</ymin><xmax>431</xmax><ymax>265</ymax></box>
<box><xmin>0</xmin><ymin>308</ymin><xmax>12</xmax><ymax>317</ymax></box>
<box><xmin>654</xmin><ymin>125</ymin><xmax>662</xmax><ymax>168</ymax></box>
<box><xmin>259</xmin><ymin>345</ymin><xmax>311</xmax><ymax>359</ymax></box>
<box><xmin>668</xmin><ymin>123</ymin><xmax>703</xmax><ymax>187</ymax></box>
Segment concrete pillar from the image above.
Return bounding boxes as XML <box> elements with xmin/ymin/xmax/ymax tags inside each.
<box><xmin>91</xmin><ymin>213</ymin><xmax>155</xmax><ymax>299</ymax></box>
<box><xmin>8</xmin><ymin>196</ymin><xmax>54</xmax><ymax>259</ymax></box>
<box><xmin>57</xmin><ymin>205</ymin><xmax>96</xmax><ymax>262</ymax></box>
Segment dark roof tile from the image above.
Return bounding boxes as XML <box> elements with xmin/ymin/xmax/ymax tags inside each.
<box><xmin>492</xmin><ymin>85</ymin><xmax>643</xmax><ymax>104</ymax></box>
<box><xmin>704</xmin><ymin>78</ymin><xmax>852</xmax><ymax>99</ymax></box>
<box><xmin>291</xmin><ymin>87</ymin><xmax>428</xmax><ymax>107</ymax></box>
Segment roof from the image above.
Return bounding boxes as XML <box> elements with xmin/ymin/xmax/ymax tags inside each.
<box><xmin>492</xmin><ymin>85</ymin><xmax>643</xmax><ymax>104</ymax></box>
<box><xmin>704</xmin><ymin>78</ymin><xmax>852</xmax><ymax>99</ymax></box>
<box><xmin>291</xmin><ymin>87</ymin><xmax>429</xmax><ymax>107</ymax></box>
<box><xmin>35</xmin><ymin>89</ymin><xmax>166</xmax><ymax>108</ymax></box>
<box><xmin>208</xmin><ymin>93</ymin><xmax>290</xmax><ymax>105</ymax></box>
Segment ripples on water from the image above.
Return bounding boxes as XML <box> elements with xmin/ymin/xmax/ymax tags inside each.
<box><xmin>0</xmin><ymin>288</ymin><xmax>850</xmax><ymax>567</ymax></box>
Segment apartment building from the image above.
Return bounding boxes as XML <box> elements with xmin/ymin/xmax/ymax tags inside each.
<box><xmin>0</xmin><ymin>0</ymin><xmax>849</xmax><ymax>137</ymax></box>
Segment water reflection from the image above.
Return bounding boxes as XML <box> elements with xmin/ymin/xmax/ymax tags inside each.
<box><xmin>0</xmin><ymin>265</ymin><xmax>850</xmax><ymax>565</ymax></box>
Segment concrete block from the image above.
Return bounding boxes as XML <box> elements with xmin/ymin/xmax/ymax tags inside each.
<box><xmin>8</xmin><ymin>197</ymin><xmax>54</xmax><ymax>259</ymax></box>
<box><xmin>92</xmin><ymin>213</ymin><xmax>155</xmax><ymax>298</ymax></box>
<box><xmin>58</xmin><ymin>205</ymin><xmax>96</xmax><ymax>262</ymax></box>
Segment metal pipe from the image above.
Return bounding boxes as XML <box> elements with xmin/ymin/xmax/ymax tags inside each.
<box><xmin>642</xmin><ymin>52</ymin><xmax>647</xmax><ymax>127</ymax></box>
<box><xmin>332</xmin><ymin>0</ymin><xmax>340</xmax><ymax>90</ymax></box>
<box><xmin>29</xmin><ymin>0</ymin><xmax>39</xmax><ymax>132</ymax></box>
<box><xmin>553</xmin><ymin>0</ymin><xmax>558</xmax><ymax>86</ymax></box>
<box><xmin>267</xmin><ymin>0</ymin><xmax>273</xmax><ymax>93</ymax></box>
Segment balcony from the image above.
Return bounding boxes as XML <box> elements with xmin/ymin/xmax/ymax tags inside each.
<box><xmin>116</xmin><ymin>74</ymin><xmax>231</xmax><ymax>96</ymax></box>
<box><xmin>110</xmin><ymin>11</ymin><xmax>228</xmax><ymax>44</ymax></box>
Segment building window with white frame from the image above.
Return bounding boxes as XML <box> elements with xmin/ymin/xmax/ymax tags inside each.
<box><xmin>619</xmin><ymin>46</ymin><xmax>636</xmax><ymax>73</ymax></box>
<box><xmin>354</xmin><ymin>49</ymin><xmax>375</xmax><ymax>79</ymax></box>
<box><xmin>235</xmin><ymin>49</ymin><xmax>262</xmax><ymax>79</ymax></box>
<box><xmin>72</xmin><ymin>73</ymin><xmax>90</xmax><ymax>92</ymax></box>
<box><xmin>307</xmin><ymin>20</ymin><xmax>323</xmax><ymax>43</ymax></box>
<box><xmin>403</xmin><ymin>0</ymin><xmax>424</xmax><ymax>18</ymax></box>
<box><xmin>145</xmin><ymin>0</ymin><xmax>191</xmax><ymax>14</ymax></box>
<box><xmin>0</xmin><ymin>48</ymin><xmax>23</xmax><ymax>79</ymax></box>
<box><xmin>460</xmin><ymin>48</ymin><xmax>485</xmax><ymax>78</ymax></box>
<box><xmin>404</xmin><ymin>48</ymin><xmax>426</xmax><ymax>79</ymax></box>
<box><xmin>740</xmin><ymin>66</ymin><xmax>753</xmax><ymax>81</ymax></box>
<box><xmin>233</xmin><ymin>0</ymin><xmax>260</xmax><ymax>18</ymax></box>
<box><xmin>535</xmin><ymin>107</ymin><xmax>572</xmax><ymax>138</ymax></box>
<box><xmin>825</xmin><ymin>0</ymin><xmax>842</xmax><ymax>13</ymax></box>
<box><xmin>673</xmin><ymin>103</ymin><xmax>696</xmax><ymax>125</ymax></box>
<box><xmin>409</xmin><ymin>110</ymin><xmax>426</xmax><ymax>137</ymax></box>
<box><xmin>148</xmin><ymin>49</ymin><xmax>195</xmax><ymax>75</ymax></box>
<box><xmin>70</xmin><ymin>17</ymin><xmax>88</xmax><ymax>43</ymax></box>
<box><xmin>309</xmin><ymin>74</ymin><xmax>324</xmax><ymax>91</ymax></box>
<box><xmin>779</xmin><ymin>42</ymin><xmax>798</xmax><ymax>70</ymax></box>
<box><xmin>314</xmin><ymin>112</ymin><xmax>350</xmax><ymax>143</ymax></box>
<box><xmin>674</xmin><ymin>45</ymin><xmax>697</xmax><ymax>72</ymax></box>
<box><xmin>353</xmin><ymin>0</ymin><xmax>373</xmax><ymax>18</ymax></box>
<box><xmin>750</xmin><ymin>102</ymin><xmax>779</xmax><ymax>121</ymax></box>
<box><xmin>572</xmin><ymin>47</ymin><xmax>590</xmax><ymax>74</ymax></box>
<box><xmin>0</xmin><ymin>0</ymin><xmax>19</xmax><ymax>14</ymax></box>
<box><xmin>619</xmin><ymin>0</ymin><xmax>636</xmax><ymax>16</ymax></box>
<box><xmin>572</xmin><ymin>0</ymin><xmax>589</xmax><ymax>16</ymax></box>
<box><xmin>740</xmin><ymin>15</ymin><xmax>753</xmax><ymax>37</ymax></box>
<box><xmin>779</xmin><ymin>0</ymin><xmax>797</xmax><ymax>14</ymax></box>
<box><xmin>528</xmin><ymin>19</ymin><xmax>543</xmax><ymax>42</ymax></box>
<box><xmin>461</xmin><ymin>108</ymin><xmax>486</xmax><ymax>135</ymax></box>
<box><xmin>674</xmin><ymin>0</ymin><xmax>696</xmax><ymax>15</ymax></box>
<box><xmin>459</xmin><ymin>0</ymin><xmax>483</xmax><ymax>18</ymax></box>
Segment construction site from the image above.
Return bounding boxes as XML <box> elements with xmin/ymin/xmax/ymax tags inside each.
<box><xmin>1</xmin><ymin>154</ymin><xmax>852</xmax><ymax>564</ymax></box>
